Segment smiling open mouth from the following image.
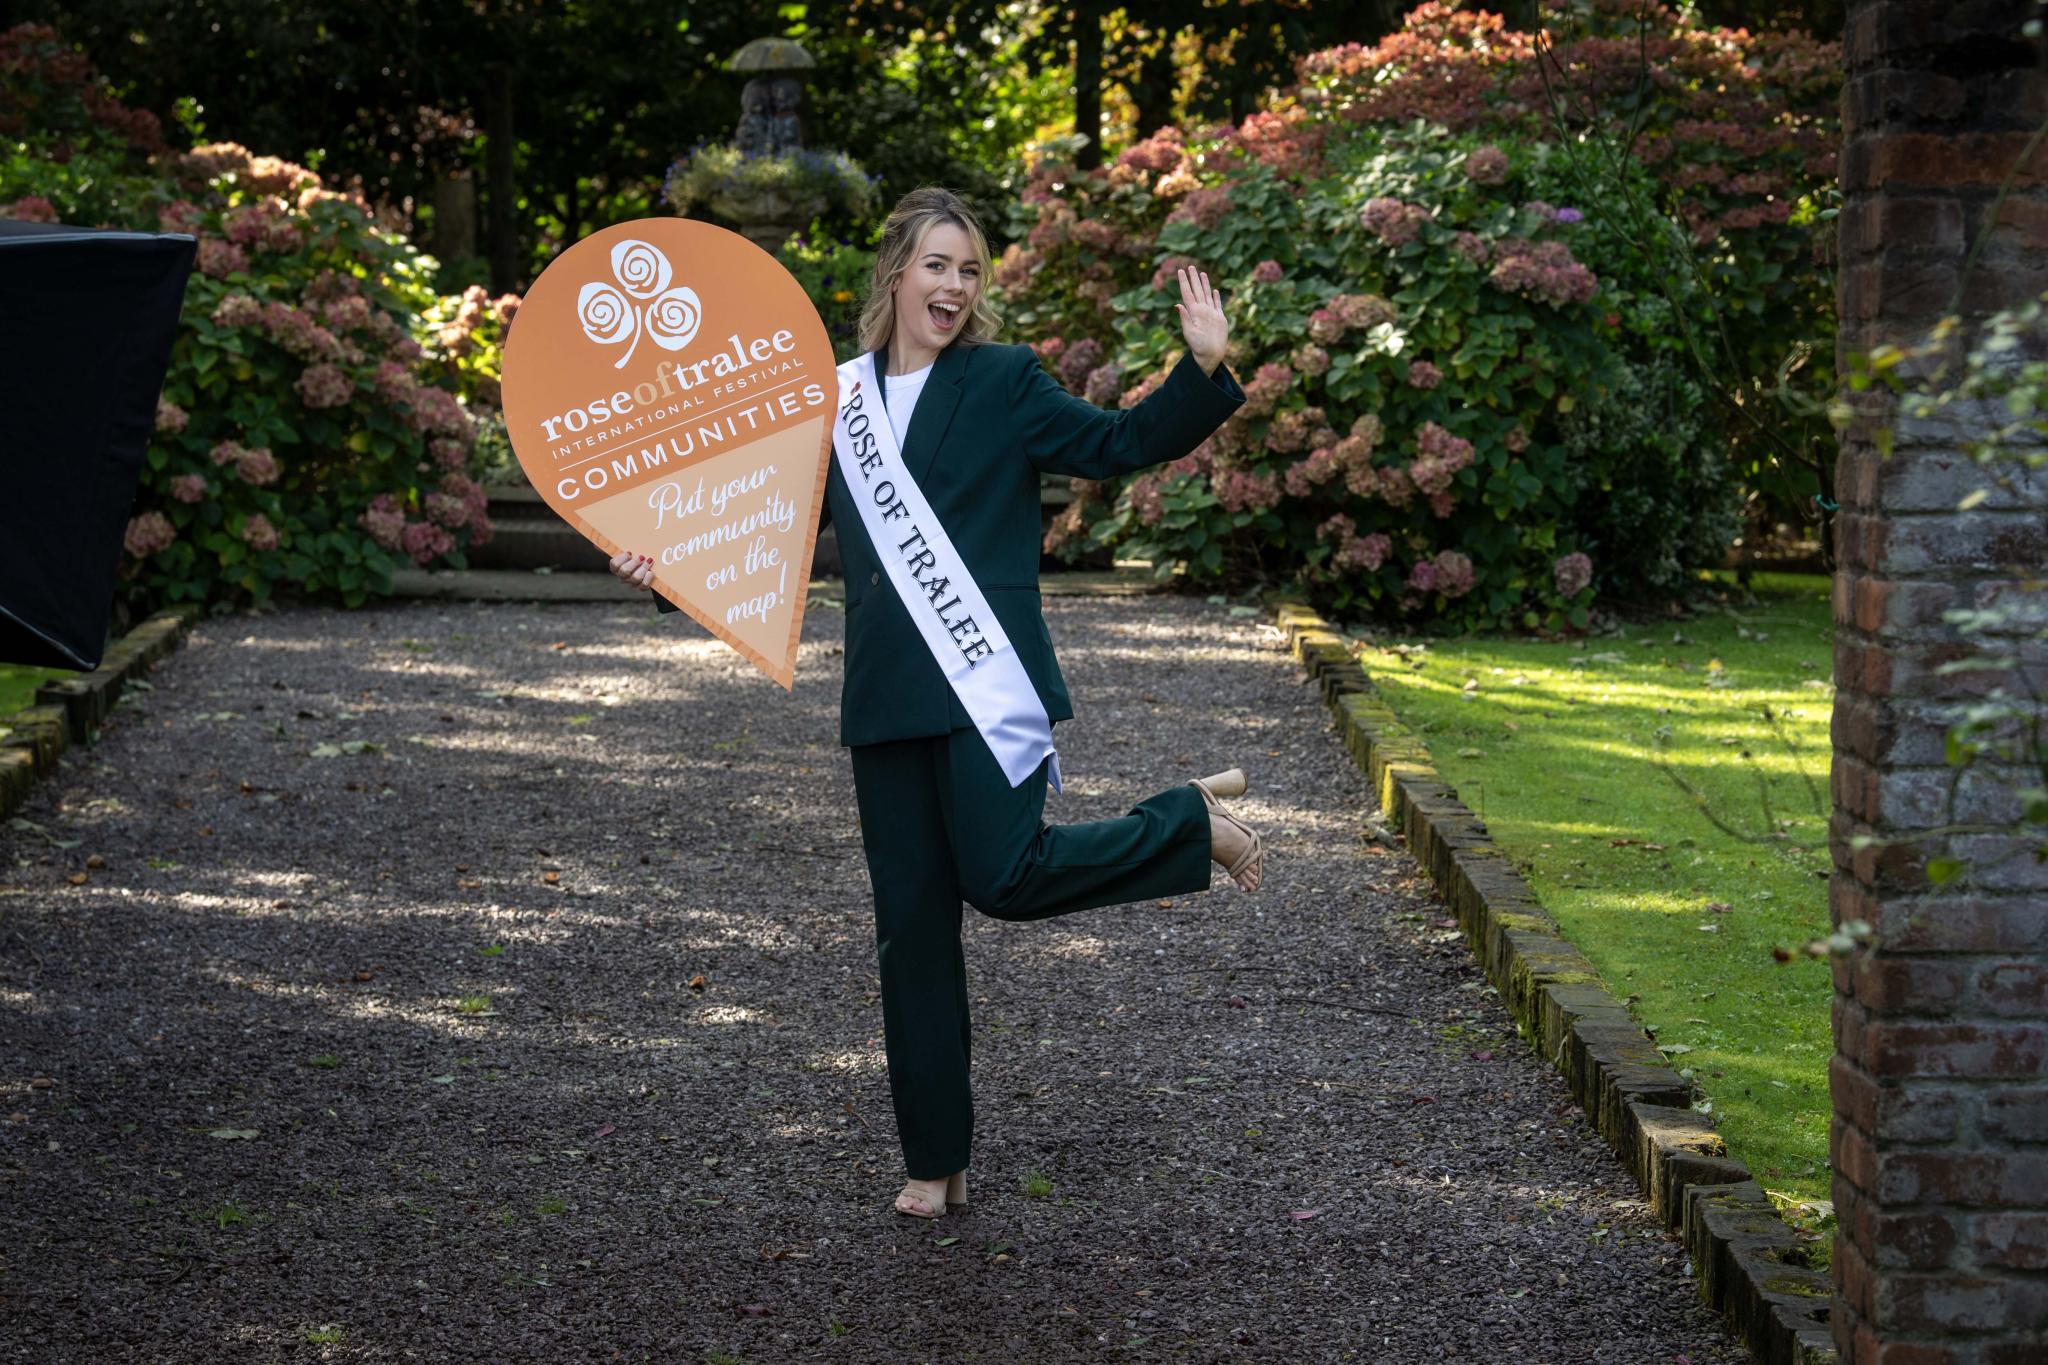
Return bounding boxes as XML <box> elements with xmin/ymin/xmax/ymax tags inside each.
<box><xmin>928</xmin><ymin>301</ymin><xmax>960</xmax><ymax>331</ymax></box>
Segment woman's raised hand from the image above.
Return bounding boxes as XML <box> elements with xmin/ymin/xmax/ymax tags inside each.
<box><xmin>1174</xmin><ymin>266</ymin><xmax>1230</xmax><ymax>377</ymax></box>
<box><xmin>608</xmin><ymin>550</ymin><xmax>654</xmax><ymax>592</ymax></box>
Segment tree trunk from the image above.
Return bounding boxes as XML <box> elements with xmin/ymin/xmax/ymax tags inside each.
<box><xmin>431</xmin><ymin>169</ymin><xmax>478</xmax><ymax>266</ymax></box>
<box><xmin>1073</xmin><ymin>1</ymin><xmax>1103</xmax><ymax>169</ymax></box>
<box><xmin>483</xmin><ymin>62</ymin><xmax>519</xmax><ymax>293</ymax></box>
<box><xmin>1128</xmin><ymin>46</ymin><xmax>1175</xmax><ymax>143</ymax></box>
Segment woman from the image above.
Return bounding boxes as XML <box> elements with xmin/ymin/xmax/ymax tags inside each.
<box><xmin>610</xmin><ymin>187</ymin><xmax>1263</xmax><ymax>1219</ymax></box>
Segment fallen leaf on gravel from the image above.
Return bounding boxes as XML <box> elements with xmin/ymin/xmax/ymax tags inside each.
<box><xmin>542</xmin><ymin>871</ymin><xmax>560</xmax><ymax>885</ymax></box>
<box><xmin>593</xmin><ymin>1123</ymin><xmax>615</xmax><ymax>1139</ymax></box>
<box><xmin>29</xmin><ymin>1077</ymin><xmax>52</xmax><ymax>1089</ymax></box>
<box><xmin>688</xmin><ymin>974</ymin><xmax>707</xmax><ymax>990</ymax></box>
<box><xmin>85</xmin><ymin>854</ymin><xmax>106</xmax><ymax>870</ymax></box>
<box><xmin>1469</xmin><ymin>1050</ymin><xmax>1495</xmax><ymax>1061</ymax></box>
<box><xmin>734</xmin><ymin>1303</ymin><xmax>772</xmax><ymax>1317</ymax></box>
<box><xmin>1225</xmin><ymin>995</ymin><xmax>1245</xmax><ymax>1009</ymax></box>
<box><xmin>1288</xmin><ymin>1209</ymin><xmax>1322</xmax><ymax>1220</ymax></box>
<box><xmin>350</xmin><ymin>970</ymin><xmax>374</xmax><ymax>983</ymax></box>
<box><xmin>934</xmin><ymin>1236</ymin><xmax>960</xmax><ymax>1246</ymax></box>
<box><xmin>208</xmin><ymin>1128</ymin><xmax>259</xmax><ymax>1140</ymax></box>
<box><xmin>549</xmin><ymin>642</ymin><xmax>568</xmax><ymax>651</ymax></box>
<box><xmin>66</xmin><ymin>873</ymin><xmax>87</xmax><ymax>885</ymax></box>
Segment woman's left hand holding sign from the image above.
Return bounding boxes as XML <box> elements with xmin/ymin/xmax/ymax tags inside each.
<box><xmin>1174</xmin><ymin>266</ymin><xmax>1231</xmax><ymax>377</ymax></box>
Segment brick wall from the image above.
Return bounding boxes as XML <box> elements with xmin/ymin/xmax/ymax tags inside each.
<box><xmin>1831</xmin><ymin>2</ymin><xmax>2048</xmax><ymax>1361</ymax></box>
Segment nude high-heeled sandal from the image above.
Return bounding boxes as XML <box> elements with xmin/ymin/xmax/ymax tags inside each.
<box><xmin>895</xmin><ymin>1170</ymin><xmax>967</xmax><ymax>1219</ymax></box>
<box><xmin>1192</xmin><ymin>768</ymin><xmax>1263</xmax><ymax>892</ymax></box>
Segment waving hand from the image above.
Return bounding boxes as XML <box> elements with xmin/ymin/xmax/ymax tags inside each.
<box><xmin>1174</xmin><ymin>266</ymin><xmax>1230</xmax><ymax>376</ymax></box>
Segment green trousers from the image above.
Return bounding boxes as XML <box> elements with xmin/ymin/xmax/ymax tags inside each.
<box><xmin>848</xmin><ymin>728</ymin><xmax>1214</xmax><ymax>1179</ymax></box>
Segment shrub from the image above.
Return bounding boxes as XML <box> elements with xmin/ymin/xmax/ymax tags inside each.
<box><xmin>0</xmin><ymin>23</ymin><xmax>512</xmax><ymax>612</ymax></box>
<box><xmin>1005</xmin><ymin>1</ymin><xmax>1837</xmax><ymax>627</ymax></box>
<box><xmin>1013</xmin><ymin>119</ymin><xmax>1740</xmax><ymax>628</ymax></box>
<box><xmin>1299</xmin><ymin>1</ymin><xmax>1842</xmax><ymax>518</ymax></box>
<box><xmin>774</xmin><ymin>228</ymin><xmax>879</xmax><ymax>362</ymax></box>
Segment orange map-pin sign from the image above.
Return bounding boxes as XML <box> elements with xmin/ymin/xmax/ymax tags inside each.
<box><xmin>500</xmin><ymin>219</ymin><xmax>836</xmax><ymax>689</ymax></box>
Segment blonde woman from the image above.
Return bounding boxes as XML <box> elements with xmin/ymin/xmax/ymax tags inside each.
<box><xmin>613</xmin><ymin>186</ymin><xmax>1261</xmax><ymax>1219</ymax></box>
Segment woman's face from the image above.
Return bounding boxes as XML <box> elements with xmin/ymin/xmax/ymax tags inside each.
<box><xmin>890</xmin><ymin>221</ymin><xmax>981</xmax><ymax>356</ymax></box>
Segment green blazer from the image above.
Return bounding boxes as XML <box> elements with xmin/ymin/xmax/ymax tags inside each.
<box><xmin>665</xmin><ymin>342</ymin><xmax>1244</xmax><ymax>746</ymax></box>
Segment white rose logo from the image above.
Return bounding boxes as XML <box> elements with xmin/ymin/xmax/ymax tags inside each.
<box><xmin>578</xmin><ymin>239</ymin><xmax>701</xmax><ymax>368</ymax></box>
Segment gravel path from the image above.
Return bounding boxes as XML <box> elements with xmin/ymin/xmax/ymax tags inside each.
<box><xmin>0</xmin><ymin>594</ymin><xmax>1744</xmax><ymax>1364</ymax></box>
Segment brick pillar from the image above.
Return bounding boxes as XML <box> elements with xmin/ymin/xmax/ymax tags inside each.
<box><xmin>1831</xmin><ymin>4</ymin><xmax>2048</xmax><ymax>1362</ymax></box>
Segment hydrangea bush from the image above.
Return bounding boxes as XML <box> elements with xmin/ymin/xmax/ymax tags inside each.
<box><xmin>0</xmin><ymin>23</ymin><xmax>514</xmax><ymax>611</ymax></box>
<box><xmin>1004</xmin><ymin>1</ymin><xmax>1836</xmax><ymax>627</ymax></box>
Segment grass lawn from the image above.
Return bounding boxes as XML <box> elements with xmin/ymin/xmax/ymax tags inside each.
<box><xmin>1359</xmin><ymin>573</ymin><xmax>1835</xmax><ymax>1209</ymax></box>
<box><xmin>0</xmin><ymin>663</ymin><xmax>69</xmax><ymax>719</ymax></box>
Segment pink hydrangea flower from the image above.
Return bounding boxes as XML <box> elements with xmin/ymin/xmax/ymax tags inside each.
<box><xmin>1165</xmin><ymin>186</ymin><xmax>1232</xmax><ymax>231</ymax></box>
<box><xmin>1555</xmin><ymin>552</ymin><xmax>1594</xmax><ymax>598</ymax></box>
<box><xmin>1466</xmin><ymin>145</ymin><xmax>1510</xmax><ymax>185</ymax></box>
<box><xmin>235</xmin><ymin>446</ymin><xmax>280</xmax><ymax>486</ymax></box>
<box><xmin>210</xmin><ymin>293</ymin><xmax>263</xmax><ymax>328</ymax></box>
<box><xmin>1452</xmin><ymin>232</ymin><xmax>1491</xmax><ymax>265</ymax></box>
<box><xmin>322</xmin><ymin>295</ymin><xmax>371</xmax><ymax>331</ymax></box>
<box><xmin>167</xmin><ymin>474</ymin><xmax>208</xmax><ymax>503</ymax></box>
<box><xmin>1332</xmin><ymin>294</ymin><xmax>1395</xmax><ymax>330</ymax></box>
<box><xmin>1489</xmin><ymin>238</ymin><xmax>1599</xmax><ymax>306</ymax></box>
<box><xmin>295</xmin><ymin>363</ymin><xmax>352</xmax><ymax>409</ymax></box>
<box><xmin>1431</xmin><ymin>550</ymin><xmax>1475</xmax><ymax>597</ymax></box>
<box><xmin>1058</xmin><ymin>338</ymin><xmax>1105</xmax><ymax>391</ymax></box>
<box><xmin>401</xmin><ymin>520</ymin><xmax>454</xmax><ymax>565</ymax></box>
<box><xmin>1265</xmin><ymin>404</ymin><xmax>1325</xmax><ymax>454</ymax></box>
<box><xmin>1292</xmin><ymin>344</ymin><xmax>1331</xmax><ymax>377</ymax></box>
<box><xmin>157</xmin><ymin>200</ymin><xmax>204</xmax><ymax>234</ymax></box>
<box><xmin>358</xmin><ymin>494</ymin><xmax>406</xmax><ymax>551</ymax></box>
<box><xmin>1358</xmin><ymin>197</ymin><xmax>1430</xmax><ymax>246</ymax></box>
<box><xmin>209</xmin><ymin>439</ymin><xmax>247</xmax><ymax>467</ymax></box>
<box><xmin>1084</xmin><ymin>363</ymin><xmax>1123</xmax><ymax>406</ymax></box>
<box><xmin>240</xmin><ymin>514</ymin><xmax>280</xmax><ymax>552</ymax></box>
<box><xmin>1505</xmin><ymin>426</ymin><xmax>1530</xmax><ymax>453</ymax></box>
<box><xmin>1284</xmin><ymin>446</ymin><xmax>1341</xmax><ymax>498</ymax></box>
<box><xmin>1411</xmin><ymin>422</ymin><xmax>1475</xmax><ymax>497</ymax></box>
<box><xmin>1241</xmin><ymin>363</ymin><xmax>1294</xmax><ymax>419</ymax></box>
<box><xmin>196</xmin><ymin>238</ymin><xmax>248</xmax><ymax>280</ymax></box>
<box><xmin>1213</xmin><ymin>467</ymin><xmax>1281</xmax><ymax>514</ymax></box>
<box><xmin>124</xmin><ymin>511</ymin><xmax>176</xmax><ymax>558</ymax></box>
<box><xmin>3</xmin><ymin>196</ymin><xmax>58</xmax><ymax>223</ymax></box>
<box><xmin>1250</xmin><ymin>259</ymin><xmax>1285</xmax><ymax>285</ymax></box>
<box><xmin>155</xmin><ymin>398</ymin><xmax>188</xmax><ymax>435</ymax></box>
<box><xmin>1407</xmin><ymin>360</ymin><xmax>1443</xmax><ymax>390</ymax></box>
<box><xmin>1306</xmin><ymin>309</ymin><xmax>1344</xmax><ymax>346</ymax></box>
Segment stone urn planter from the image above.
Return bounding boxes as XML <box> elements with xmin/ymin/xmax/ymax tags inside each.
<box><xmin>712</xmin><ymin>186</ymin><xmax>827</xmax><ymax>253</ymax></box>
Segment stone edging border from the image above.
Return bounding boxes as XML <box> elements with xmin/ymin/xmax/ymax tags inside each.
<box><xmin>0</xmin><ymin>606</ymin><xmax>201</xmax><ymax>821</ymax></box>
<box><xmin>1271</xmin><ymin>599</ymin><xmax>1835</xmax><ymax>1365</ymax></box>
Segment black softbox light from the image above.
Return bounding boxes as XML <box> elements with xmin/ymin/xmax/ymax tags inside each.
<box><xmin>0</xmin><ymin>219</ymin><xmax>194</xmax><ymax>670</ymax></box>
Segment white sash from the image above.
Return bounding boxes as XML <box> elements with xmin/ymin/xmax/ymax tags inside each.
<box><xmin>832</xmin><ymin>351</ymin><xmax>1062</xmax><ymax>792</ymax></box>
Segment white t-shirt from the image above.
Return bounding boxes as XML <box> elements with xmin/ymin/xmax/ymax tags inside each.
<box><xmin>882</xmin><ymin>361</ymin><xmax>933</xmax><ymax>447</ymax></box>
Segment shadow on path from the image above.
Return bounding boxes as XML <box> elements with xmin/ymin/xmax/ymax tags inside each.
<box><xmin>0</xmin><ymin>596</ymin><xmax>1743</xmax><ymax>1363</ymax></box>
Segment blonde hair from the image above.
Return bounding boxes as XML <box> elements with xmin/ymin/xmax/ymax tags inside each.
<box><xmin>857</xmin><ymin>187</ymin><xmax>1002</xmax><ymax>357</ymax></box>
